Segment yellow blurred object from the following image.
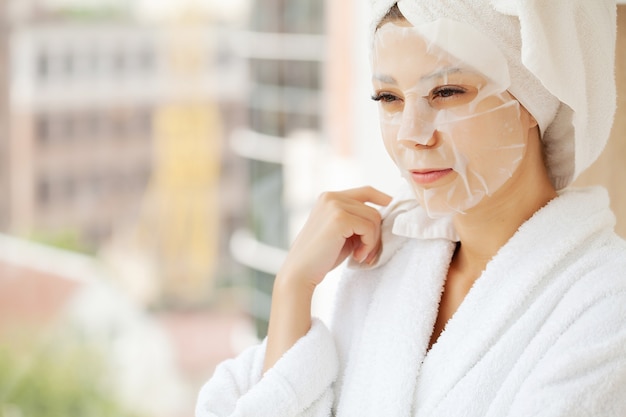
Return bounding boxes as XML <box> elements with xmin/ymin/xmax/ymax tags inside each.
<box><xmin>133</xmin><ymin>10</ymin><xmax>223</xmax><ymax>306</ymax></box>
<box><xmin>136</xmin><ymin>102</ymin><xmax>222</xmax><ymax>306</ymax></box>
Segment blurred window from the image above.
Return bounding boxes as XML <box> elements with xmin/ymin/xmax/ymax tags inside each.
<box><xmin>61</xmin><ymin>114</ymin><xmax>74</xmax><ymax>141</ymax></box>
<box><xmin>74</xmin><ymin>47</ymin><xmax>94</xmax><ymax>76</ymax></box>
<box><xmin>250</xmin><ymin>84</ymin><xmax>319</xmax><ymax>115</ymax></box>
<box><xmin>36</xmin><ymin>115</ymin><xmax>50</xmax><ymax>146</ymax></box>
<box><xmin>62</xmin><ymin>51</ymin><xmax>74</xmax><ymax>77</ymax></box>
<box><xmin>251</xmin><ymin>60</ymin><xmax>320</xmax><ymax>89</ymax></box>
<box><xmin>215</xmin><ymin>43</ymin><xmax>233</xmax><ymax>68</ymax></box>
<box><xmin>97</xmin><ymin>111</ymin><xmax>112</xmax><ymax>138</ymax></box>
<box><xmin>84</xmin><ymin>111</ymin><xmax>101</xmax><ymax>138</ymax></box>
<box><xmin>112</xmin><ymin>48</ymin><xmax>125</xmax><ymax>74</ymax></box>
<box><xmin>284</xmin><ymin>0</ymin><xmax>324</xmax><ymax>33</ymax></box>
<box><xmin>250</xmin><ymin>0</ymin><xmax>283</xmax><ymax>32</ymax></box>
<box><xmin>251</xmin><ymin>59</ymin><xmax>279</xmax><ymax>85</ymax></box>
<box><xmin>285</xmin><ymin>113</ymin><xmax>319</xmax><ymax>132</ymax></box>
<box><xmin>111</xmin><ymin>113</ymin><xmax>126</xmax><ymax>139</ymax></box>
<box><xmin>126</xmin><ymin>108</ymin><xmax>152</xmax><ymax>137</ymax></box>
<box><xmin>139</xmin><ymin>109</ymin><xmax>152</xmax><ymax>136</ymax></box>
<box><xmin>90</xmin><ymin>174</ymin><xmax>102</xmax><ymax>195</ymax></box>
<box><xmin>37</xmin><ymin>113</ymin><xmax>65</xmax><ymax>144</ymax></box>
<box><xmin>63</xmin><ymin>177</ymin><xmax>75</xmax><ymax>201</ymax></box>
<box><xmin>283</xmin><ymin>61</ymin><xmax>319</xmax><ymax>89</ymax></box>
<box><xmin>138</xmin><ymin>46</ymin><xmax>154</xmax><ymax>72</ymax></box>
<box><xmin>37</xmin><ymin>179</ymin><xmax>51</xmax><ymax>205</ymax></box>
<box><xmin>87</xmin><ymin>47</ymin><xmax>99</xmax><ymax>75</ymax></box>
<box><xmin>249</xmin><ymin>107</ymin><xmax>283</xmax><ymax>137</ymax></box>
<box><xmin>37</xmin><ymin>49</ymin><xmax>49</xmax><ymax>81</ymax></box>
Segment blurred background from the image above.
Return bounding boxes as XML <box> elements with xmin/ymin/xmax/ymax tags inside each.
<box><xmin>0</xmin><ymin>1</ymin><xmax>624</xmax><ymax>416</ymax></box>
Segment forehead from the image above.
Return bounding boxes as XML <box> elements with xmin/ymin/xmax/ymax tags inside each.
<box><xmin>373</xmin><ymin>23</ymin><xmax>463</xmax><ymax>82</ymax></box>
<box><xmin>372</xmin><ymin>19</ymin><xmax>510</xmax><ymax>88</ymax></box>
<box><xmin>373</xmin><ymin>22</ymin><xmax>444</xmax><ymax>62</ymax></box>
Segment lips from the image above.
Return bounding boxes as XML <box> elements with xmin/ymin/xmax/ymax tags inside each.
<box><xmin>409</xmin><ymin>168</ymin><xmax>453</xmax><ymax>185</ymax></box>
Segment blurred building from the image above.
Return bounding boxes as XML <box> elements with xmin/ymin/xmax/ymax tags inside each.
<box><xmin>227</xmin><ymin>0</ymin><xmax>326</xmax><ymax>336</ymax></box>
<box><xmin>2</xmin><ymin>1</ymin><xmax>250</xmax><ymax>306</ymax></box>
<box><xmin>10</xmin><ymin>21</ymin><xmax>154</xmax><ymax>245</ymax></box>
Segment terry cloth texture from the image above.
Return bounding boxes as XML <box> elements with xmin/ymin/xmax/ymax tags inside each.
<box><xmin>196</xmin><ymin>186</ymin><xmax>626</xmax><ymax>416</ymax></box>
<box><xmin>370</xmin><ymin>0</ymin><xmax>617</xmax><ymax>189</ymax></box>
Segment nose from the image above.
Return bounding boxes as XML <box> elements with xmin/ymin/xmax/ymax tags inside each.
<box><xmin>396</xmin><ymin>98</ymin><xmax>437</xmax><ymax>147</ymax></box>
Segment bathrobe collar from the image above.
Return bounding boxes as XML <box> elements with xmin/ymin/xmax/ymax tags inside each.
<box><xmin>339</xmin><ymin>186</ymin><xmax>616</xmax><ymax>416</ymax></box>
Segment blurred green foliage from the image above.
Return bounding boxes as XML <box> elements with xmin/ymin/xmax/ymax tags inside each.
<box><xmin>56</xmin><ymin>7</ymin><xmax>129</xmax><ymax>22</ymax></box>
<box><xmin>0</xmin><ymin>341</ymin><xmax>141</xmax><ymax>417</ymax></box>
<box><xmin>27</xmin><ymin>230</ymin><xmax>95</xmax><ymax>256</ymax></box>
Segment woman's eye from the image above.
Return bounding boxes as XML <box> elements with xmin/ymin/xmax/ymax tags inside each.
<box><xmin>371</xmin><ymin>93</ymin><xmax>400</xmax><ymax>103</ymax></box>
<box><xmin>426</xmin><ymin>85</ymin><xmax>479</xmax><ymax>108</ymax></box>
<box><xmin>429</xmin><ymin>86</ymin><xmax>467</xmax><ymax>100</ymax></box>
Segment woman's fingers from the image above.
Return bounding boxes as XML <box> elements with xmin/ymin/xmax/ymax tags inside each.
<box><xmin>328</xmin><ymin>186</ymin><xmax>393</xmax><ymax>207</ymax></box>
<box><xmin>279</xmin><ymin>186</ymin><xmax>392</xmax><ymax>287</ymax></box>
<box><xmin>322</xmin><ymin>187</ymin><xmax>391</xmax><ymax>263</ymax></box>
<box><xmin>334</xmin><ymin>206</ymin><xmax>381</xmax><ymax>263</ymax></box>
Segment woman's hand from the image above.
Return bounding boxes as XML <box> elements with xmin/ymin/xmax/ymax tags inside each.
<box><xmin>278</xmin><ymin>186</ymin><xmax>393</xmax><ymax>290</ymax></box>
<box><xmin>263</xmin><ymin>186</ymin><xmax>392</xmax><ymax>372</ymax></box>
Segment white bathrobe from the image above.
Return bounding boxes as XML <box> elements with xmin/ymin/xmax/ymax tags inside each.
<box><xmin>196</xmin><ymin>186</ymin><xmax>626</xmax><ymax>417</ymax></box>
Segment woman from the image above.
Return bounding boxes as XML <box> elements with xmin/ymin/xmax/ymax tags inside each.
<box><xmin>197</xmin><ymin>1</ymin><xmax>626</xmax><ymax>416</ymax></box>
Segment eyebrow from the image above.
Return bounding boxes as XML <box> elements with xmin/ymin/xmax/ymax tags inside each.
<box><xmin>372</xmin><ymin>66</ymin><xmax>465</xmax><ymax>85</ymax></box>
<box><xmin>372</xmin><ymin>73</ymin><xmax>397</xmax><ymax>84</ymax></box>
<box><xmin>421</xmin><ymin>67</ymin><xmax>463</xmax><ymax>82</ymax></box>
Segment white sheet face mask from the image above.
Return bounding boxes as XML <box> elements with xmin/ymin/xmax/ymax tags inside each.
<box><xmin>372</xmin><ymin>18</ymin><xmax>534</xmax><ymax>218</ymax></box>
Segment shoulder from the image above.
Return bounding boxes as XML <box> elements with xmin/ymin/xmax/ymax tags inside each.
<box><xmin>566</xmin><ymin>229</ymin><xmax>626</xmax><ymax>293</ymax></box>
<box><xmin>544</xmin><ymin>230</ymin><xmax>626</xmax><ymax>352</ymax></box>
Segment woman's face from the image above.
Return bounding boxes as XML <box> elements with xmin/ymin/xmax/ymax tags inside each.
<box><xmin>372</xmin><ymin>20</ymin><xmax>537</xmax><ymax>217</ymax></box>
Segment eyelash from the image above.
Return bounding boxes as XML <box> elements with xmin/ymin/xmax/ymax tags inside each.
<box><xmin>371</xmin><ymin>92</ymin><xmax>399</xmax><ymax>103</ymax></box>
<box><xmin>429</xmin><ymin>86</ymin><xmax>467</xmax><ymax>100</ymax></box>
<box><xmin>371</xmin><ymin>86</ymin><xmax>468</xmax><ymax>103</ymax></box>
